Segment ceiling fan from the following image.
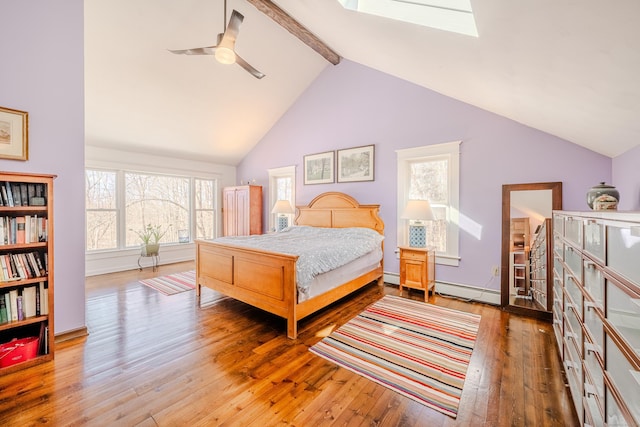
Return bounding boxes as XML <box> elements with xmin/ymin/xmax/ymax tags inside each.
<box><xmin>168</xmin><ymin>1</ymin><xmax>265</xmax><ymax>79</ymax></box>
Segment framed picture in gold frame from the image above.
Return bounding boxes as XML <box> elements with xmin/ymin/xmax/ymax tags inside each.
<box><xmin>0</xmin><ymin>106</ymin><xmax>28</xmax><ymax>161</ymax></box>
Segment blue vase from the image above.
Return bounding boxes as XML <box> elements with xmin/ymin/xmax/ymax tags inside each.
<box><xmin>586</xmin><ymin>182</ymin><xmax>619</xmax><ymax>210</ymax></box>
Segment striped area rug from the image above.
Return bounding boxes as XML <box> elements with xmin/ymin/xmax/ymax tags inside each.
<box><xmin>139</xmin><ymin>271</ymin><xmax>196</xmax><ymax>295</ymax></box>
<box><xmin>309</xmin><ymin>295</ymin><xmax>481</xmax><ymax>418</ymax></box>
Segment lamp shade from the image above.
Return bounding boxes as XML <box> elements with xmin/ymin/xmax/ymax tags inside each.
<box><xmin>401</xmin><ymin>200</ymin><xmax>435</xmax><ymax>221</ymax></box>
<box><xmin>271</xmin><ymin>200</ymin><xmax>295</xmax><ymax>215</ymax></box>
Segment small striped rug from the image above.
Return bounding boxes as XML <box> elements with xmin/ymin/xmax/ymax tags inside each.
<box><xmin>309</xmin><ymin>295</ymin><xmax>481</xmax><ymax>418</ymax></box>
<box><xmin>139</xmin><ymin>271</ymin><xmax>196</xmax><ymax>295</ymax></box>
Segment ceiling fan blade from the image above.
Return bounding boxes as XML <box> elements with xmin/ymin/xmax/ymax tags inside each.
<box><xmin>168</xmin><ymin>46</ymin><xmax>216</xmax><ymax>55</ymax></box>
<box><xmin>223</xmin><ymin>10</ymin><xmax>244</xmax><ymax>44</ymax></box>
<box><xmin>235</xmin><ymin>54</ymin><xmax>265</xmax><ymax>79</ymax></box>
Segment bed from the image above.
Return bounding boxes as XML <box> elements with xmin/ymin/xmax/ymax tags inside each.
<box><xmin>195</xmin><ymin>192</ymin><xmax>384</xmax><ymax>339</ymax></box>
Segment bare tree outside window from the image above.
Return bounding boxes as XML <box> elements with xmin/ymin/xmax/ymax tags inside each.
<box><xmin>86</xmin><ymin>170</ymin><xmax>117</xmax><ymax>250</ymax></box>
<box><xmin>86</xmin><ymin>169</ymin><xmax>217</xmax><ymax>251</ymax></box>
<box><xmin>125</xmin><ymin>173</ymin><xmax>189</xmax><ymax>246</ymax></box>
<box><xmin>409</xmin><ymin>158</ymin><xmax>449</xmax><ymax>252</ymax></box>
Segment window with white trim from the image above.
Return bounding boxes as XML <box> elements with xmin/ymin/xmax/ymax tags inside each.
<box><xmin>267</xmin><ymin>166</ymin><xmax>296</xmax><ymax>232</ymax></box>
<box><xmin>85</xmin><ymin>169</ymin><xmax>217</xmax><ymax>251</ymax></box>
<box><xmin>397</xmin><ymin>141</ymin><xmax>461</xmax><ymax>266</ymax></box>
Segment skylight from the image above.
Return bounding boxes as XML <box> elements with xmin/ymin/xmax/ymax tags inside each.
<box><xmin>337</xmin><ymin>0</ymin><xmax>478</xmax><ymax>37</ymax></box>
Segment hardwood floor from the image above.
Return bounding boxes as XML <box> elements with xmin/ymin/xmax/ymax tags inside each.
<box><xmin>0</xmin><ymin>262</ymin><xmax>578</xmax><ymax>426</ymax></box>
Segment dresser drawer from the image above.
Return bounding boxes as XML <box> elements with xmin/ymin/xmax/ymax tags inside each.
<box><xmin>607</xmin><ymin>224</ymin><xmax>640</xmax><ymax>285</ymax></box>
<box><xmin>584</xmin><ymin>301</ymin><xmax>604</xmax><ymax>350</ymax></box>
<box><xmin>565</xmin><ymin>216</ymin><xmax>583</xmax><ymax>248</ymax></box>
<box><xmin>583</xmin><ymin>260</ymin><xmax>604</xmax><ymax>309</ymax></box>
<box><xmin>583</xmin><ymin>337</ymin><xmax>604</xmax><ymax>401</ymax></box>
<box><xmin>565</xmin><ymin>272</ymin><xmax>583</xmax><ymax>319</ymax></box>
<box><xmin>564</xmin><ymin>303</ymin><xmax>582</xmax><ymax>352</ymax></box>
<box><xmin>606</xmin><ymin>386</ymin><xmax>632</xmax><ymax>427</ymax></box>
<box><xmin>606</xmin><ymin>279</ymin><xmax>640</xmax><ymax>359</ymax></box>
<box><xmin>606</xmin><ymin>337</ymin><xmax>640</xmax><ymax>425</ymax></box>
<box><xmin>584</xmin><ymin>219</ymin><xmax>605</xmax><ymax>262</ymax></box>
<box><xmin>564</xmin><ymin>245</ymin><xmax>582</xmax><ymax>282</ymax></box>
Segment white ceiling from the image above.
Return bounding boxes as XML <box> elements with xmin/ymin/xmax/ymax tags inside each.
<box><xmin>84</xmin><ymin>0</ymin><xmax>640</xmax><ymax>165</ymax></box>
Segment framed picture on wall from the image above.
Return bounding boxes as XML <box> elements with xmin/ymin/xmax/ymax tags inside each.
<box><xmin>337</xmin><ymin>144</ymin><xmax>374</xmax><ymax>182</ymax></box>
<box><xmin>304</xmin><ymin>150</ymin><xmax>335</xmax><ymax>184</ymax></box>
<box><xmin>0</xmin><ymin>106</ymin><xmax>29</xmax><ymax>161</ymax></box>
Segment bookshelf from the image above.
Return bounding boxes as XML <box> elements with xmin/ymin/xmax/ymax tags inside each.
<box><xmin>0</xmin><ymin>171</ymin><xmax>55</xmax><ymax>373</ymax></box>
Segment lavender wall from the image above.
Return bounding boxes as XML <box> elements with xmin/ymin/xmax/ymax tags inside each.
<box><xmin>0</xmin><ymin>0</ymin><xmax>86</xmax><ymax>334</ymax></box>
<box><xmin>612</xmin><ymin>144</ymin><xmax>640</xmax><ymax>210</ymax></box>
<box><xmin>238</xmin><ymin>60</ymin><xmax>612</xmax><ymax>291</ymax></box>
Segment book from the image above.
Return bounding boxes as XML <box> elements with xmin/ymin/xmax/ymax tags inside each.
<box><xmin>39</xmin><ymin>282</ymin><xmax>48</xmax><ymax>315</ymax></box>
<box><xmin>33</xmin><ymin>252</ymin><xmax>45</xmax><ymax>275</ymax></box>
<box><xmin>0</xmin><ymin>255</ymin><xmax>8</xmax><ymax>281</ymax></box>
<box><xmin>3</xmin><ymin>293</ymin><xmax>10</xmax><ymax>322</ymax></box>
<box><xmin>22</xmin><ymin>286</ymin><xmax>37</xmax><ymax>318</ymax></box>
<box><xmin>12</xmin><ymin>254</ymin><xmax>27</xmax><ymax>279</ymax></box>
<box><xmin>11</xmin><ymin>183</ymin><xmax>21</xmax><ymax>206</ymax></box>
<box><xmin>15</xmin><ymin>216</ymin><xmax>26</xmax><ymax>244</ymax></box>
<box><xmin>16</xmin><ymin>254</ymin><xmax>32</xmax><ymax>279</ymax></box>
<box><xmin>0</xmin><ymin>185</ymin><xmax>7</xmax><ymax>206</ymax></box>
<box><xmin>0</xmin><ymin>295</ymin><xmax>7</xmax><ymax>323</ymax></box>
<box><xmin>9</xmin><ymin>289</ymin><xmax>19</xmax><ymax>321</ymax></box>
<box><xmin>27</xmin><ymin>252</ymin><xmax>42</xmax><ymax>277</ymax></box>
<box><xmin>20</xmin><ymin>184</ymin><xmax>28</xmax><ymax>206</ymax></box>
<box><xmin>4</xmin><ymin>182</ymin><xmax>14</xmax><ymax>207</ymax></box>
<box><xmin>35</xmin><ymin>284</ymin><xmax>41</xmax><ymax>315</ymax></box>
<box><xmin>9</xmin><ymin>255</ymin><xmax>20</xmax><ymax>279</ymax></box>
<box><xmin>27</xmin><ymin>184</ymin><xmax>36</xmax><ymax>204</ymax></box>
<box><xmin>16</xmin><ymin>295</ymin><xmax>24</xmax><ymax>321</ymax></box>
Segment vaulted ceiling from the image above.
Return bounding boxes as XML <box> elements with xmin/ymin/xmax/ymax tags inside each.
<box><xmin>84</xmin><ymin>0</ymin><xmax>640</xmax><ymax>164</ymax></box>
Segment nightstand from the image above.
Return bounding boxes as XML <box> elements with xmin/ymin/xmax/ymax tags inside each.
<box><xmin>399</xmin><ymin>246</ymin><xmax>435</xmax><ymax>302</ymax></box>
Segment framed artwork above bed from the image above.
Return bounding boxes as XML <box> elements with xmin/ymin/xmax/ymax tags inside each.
<box><xmin>304</xmin><ymin>151</ymin><xmax>334</xmax><ymax>185</ymax></box>
<box><xmin>337</xmin><ymin>145</ymin><xmax>374</xmax><ymax>183</ymax></box>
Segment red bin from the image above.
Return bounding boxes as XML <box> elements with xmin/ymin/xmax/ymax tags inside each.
<box><xmin>0</xmin><ymin>337</ymin><xmax>40</xmax><ymax>368</ymax></box>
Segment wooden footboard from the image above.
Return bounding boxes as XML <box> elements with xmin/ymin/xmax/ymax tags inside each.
<box><xmin>197</xmin><ymin>238</ymin><xmax>383</xmax><ymax>339</ymax></box>
<box><xmin>196</xmin><ymin>241</ymin><xmax>298</xmax><ymax>320</ymax></box>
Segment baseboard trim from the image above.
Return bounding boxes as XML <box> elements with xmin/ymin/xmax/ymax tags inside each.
<box><xmin>55</xmin><ymin>326</ymin><xmax>89</xmax><ymax>344</ymax></box>
<box><xmin>383</xmin><ymin>272</ymin><xmax>500</xmax><ymax>306</ymax></box>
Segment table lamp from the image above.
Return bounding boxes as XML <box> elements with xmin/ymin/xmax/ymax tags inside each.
<box><xmin>401</xmin><ymin>199</ymin><xmax>434</xmax><ymax>247</ymax></box>
<box><xmin>271</xmin><ymin>200</ymin><xmax>295</xmax><ymax>232</ymax></box>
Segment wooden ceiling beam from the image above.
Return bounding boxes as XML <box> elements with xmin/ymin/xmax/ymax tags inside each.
<box><xmin>245</xmin><ymin>0</ymin><xmax>341</xmax><ymax>65</ymax></box>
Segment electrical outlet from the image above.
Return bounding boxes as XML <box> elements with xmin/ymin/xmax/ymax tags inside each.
<box><xmin>492</xmin><ymin>266</ymin><xmax>500</xmax><ymax>276</ymax></box>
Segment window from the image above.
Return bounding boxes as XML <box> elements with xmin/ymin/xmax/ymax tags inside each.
<box><xmin>125</xmin><ymin>172</ymin><xmax>189</xmax><ymax>246</ymax></box>
<box><xmin>336</xmin><ymin>0</ymin><xmax>478</xmax><ymax>37</ymax></box>
<box><xmin>397</xmin><ymin>141</ymin><xmax>460</xmax><ymax>265</ymax></box>
<box><xmin>267</xmin><ymin>166</ymin><xmax>296</xmax><ymax>232</ymax></box>
<box><xmin>86</xmin><ymin>170</ymin><xmax>118</xmax><ymax>250</ymax></box>
<box><xmin>194</xmin><ymin>178</ymin><xmax>216</xmax><ymax>240</ymax></box>
<box><xmin>85</xmin><ymin>169</ymin><xmax>216</xmax><ymax>251</ymax></box>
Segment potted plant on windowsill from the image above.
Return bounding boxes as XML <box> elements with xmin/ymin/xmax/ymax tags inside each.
<box><xmin>132</xmin><ymin>224</ymin><xmax>168</xmax><ymax>256</ymax></box>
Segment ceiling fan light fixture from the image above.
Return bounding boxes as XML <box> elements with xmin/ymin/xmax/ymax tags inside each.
<box><xmin>215</xmin><ymin>46</ymin><xmax>236</xmax><ymax>64</ymax></box>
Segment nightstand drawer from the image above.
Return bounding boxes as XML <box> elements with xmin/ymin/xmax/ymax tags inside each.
<box><xmin>402</xmin><ymin>250</ymin><xmax>427</xmax><ymax>261</ymax></box>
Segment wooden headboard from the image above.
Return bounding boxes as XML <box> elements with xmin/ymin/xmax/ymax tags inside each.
<box><xmin>294</xmin><ymin>192</ymin><xmax>384</xmax><ymax>234</ymax></box>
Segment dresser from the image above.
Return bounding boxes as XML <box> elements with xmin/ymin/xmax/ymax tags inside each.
<box><xmin>399</xmin><ymin>246</ymin><xmax>435</xmax><ymax>302</ymax></box>
<box><xmin>222</xmin><ymin>185</ymin><xmax>262</xmax><ymax>236</ymax></box>
<box><xmin>553</xmin><ymin>211</ymin><xmax>640</xmax><ymax>426</ymax></box>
